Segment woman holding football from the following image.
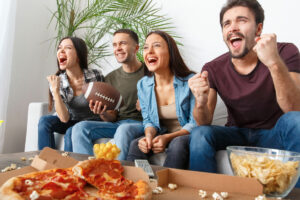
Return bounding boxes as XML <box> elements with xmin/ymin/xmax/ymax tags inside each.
<box><xmin>38</xmin><ymin>37</ymin><xmax>104</xmax><ymax>151</ymax></box>
<box><xmin>127</xmin><ymin>31</ymin><xmax>196</xmax><ymax>169</ymax></box>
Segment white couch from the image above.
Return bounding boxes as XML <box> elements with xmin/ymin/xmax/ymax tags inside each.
<box><xmin>25</xmin><ymin>98</ymin><xmax>233</xmax><ymax>175</ymax></box>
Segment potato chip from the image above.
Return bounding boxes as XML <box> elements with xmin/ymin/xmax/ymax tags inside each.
<box><xmin>230</xmin><ymin>153</ymin><xmax>299</xmax><ymax>195</ymax></box>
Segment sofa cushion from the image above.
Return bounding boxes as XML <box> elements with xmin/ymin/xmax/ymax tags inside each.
<box><xmin>26</xmin><ymin>95</ymin><xmax>232</xmax><ymax>175</ymax></box>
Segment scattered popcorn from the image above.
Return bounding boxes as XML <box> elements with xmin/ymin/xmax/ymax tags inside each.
<box><xmin>149</xmin><ymin>178</ymin><xmax>157</xmax><ymax>183</ymax></box>
<box><xmin>1</xmin><ymin>163</ymin><xmax>17</xmax><ymax>172</ymax></box>
<box><xmin>61</xmin><ymin>152</ymin><xmax>70</xmax><ymax>157</ymax></box>
<box><xmin>152</xmin><ymin>186</ymin><xmax>163</xmax><ymax>194</ymax></box>
<box><xmin>10</xmin><ymin>163</ymin><xmax>17</xmax><ymax>169</ymax></box>
<box><xmin>28</xmin><ymin>157</ymin><xmax>34</xmax><ymax>161</ymax></box>
<box><xmin>21</xmin><ymin>157</ymin><xmax>27</xmax><ymax>161</ymax></box>
<box><xmin>198</xmin><ymin>190</ymin><xmax>207</xmax><ymax>198</ymax></box>
<box><xmin>88</xmin><ymin>156</ymin><xmax>96</xmax><ymax>160</ymax></box>
<box><xmin>220</xmin><ymin>192</ymin><xmax>228</xmax><ymax>198</ymax></box>
<box><xmin>212</xmin><ymin>192</ymin><xmax>223</xmax><ymax>200</ymax></box>
<box><xmin>1</xmin><ymin>167</ymin><xmax>9</xmax><ymax>173</ymax></box>
<box><xmin>168</xmin><ymin>183</ymin><xmax>178</xmax><ymax>190</ymax></box>
<box><xmin>254</xmin><ymin>195</ymin><xmax>267</xmax><ymax>200</ymax></box>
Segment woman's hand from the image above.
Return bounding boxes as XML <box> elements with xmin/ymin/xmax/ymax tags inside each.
<box><xmin>47</xmin><ymin>75</ymin><xmax>60</xmax><ymax>94</ymax></box>
<box><xmin>136</xmin><ymin>99</ymin><xmax>141</xmax><ymax>111</ymax></box>
<box><xmin>152</xmin><ymin>135</ymin><xmax>169</xmax><ymax>153</ymax></box>
<box><xmin>138</xmin><ymin>137</ymin><xmax>152</xmax><ymax>153</ymax></box>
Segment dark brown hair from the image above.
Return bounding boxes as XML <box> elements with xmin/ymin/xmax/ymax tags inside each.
<box><xmin>113</xmin><ymin>29</ymin><xmax>139</xmax><ymax>45</ymax></box>
<box><xmin>220</xmin><ymin>0</ymin><xmax>264</xmax><ymax>27</ymax></box>
<box><xmin>48</xmin><ymin>36</ymin><xmax>88</xmax><ymax>111</ymax></box>
<box><xmin>144</xmin><ymin>30</ymin><xmax>194</xmax><ymax>78</ymax></box>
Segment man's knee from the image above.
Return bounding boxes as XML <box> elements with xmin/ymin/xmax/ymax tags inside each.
<box><xmin>115</xmin><ymin>124</ymin><xmax>133</xmax><ymax>136</ymax></box>
<box><xmin>280</xmin><ymin>111</ymin><xmax>300</xmax><ymax>124</ymax></box>
<box><xmin>190</xmin><ymin>126</ymin><xmax>214</xmax><ymax>143</ymax></box>
<box><xmin>115</xmin><ymin>123</ymin><xmax>143</xmax><ymax>140</ymax></box>
<box><xmin>72</xmin><ymin>121</ymin><xmax>90</xmax><ymax>139</ymax></box>
<box><xmin>276</xmin><ymin>112</ymin><xmax>300</xmax><ymax>135</ymax></box>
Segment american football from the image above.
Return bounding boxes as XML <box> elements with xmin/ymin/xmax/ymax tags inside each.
<box><xmin>82</xmin><ymin>82</ymin><xmax>124</xmax><ymax>110</ymax></box>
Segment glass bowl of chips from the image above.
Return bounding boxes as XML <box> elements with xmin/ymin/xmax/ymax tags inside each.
<box><xmin>227</xmin><ymin>146</ymin><xmax>300</xmax><ymax>198</ymax></box>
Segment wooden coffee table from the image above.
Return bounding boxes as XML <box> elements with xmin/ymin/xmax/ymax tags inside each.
<box><xmin>0</xmin><ymin>151</ymin><xmax>299</xmax><ymax>199</ymax></box>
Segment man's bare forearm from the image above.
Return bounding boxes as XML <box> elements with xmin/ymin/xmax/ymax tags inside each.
<box><xmin>269</xmin><ymin>59</ymin><xmax>300</xmax><ymax>112</ymax></box>
<box><xmin>193</xmin><ymin>104</ymin><xmax>213</xmax><ymax>126</ymax></box>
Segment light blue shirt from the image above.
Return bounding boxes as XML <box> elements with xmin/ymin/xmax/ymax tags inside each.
<box><xmin>137</xmin><ymin>74</ymin><xmax>196</xmax><ymax>133</ymax></box>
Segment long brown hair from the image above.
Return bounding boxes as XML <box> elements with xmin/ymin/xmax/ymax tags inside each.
<box><xmin>144</xmin><ymin>30</ymin><xmax>194</xmax><ymax>78</ymax></box>
<box><xmin>48</xmin><ymin>36</ymin><xmax>88</xmax><ymax>111</ymax></box>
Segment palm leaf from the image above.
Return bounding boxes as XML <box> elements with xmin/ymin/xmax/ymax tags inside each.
<box><xmin>48</xmin><ymin>0</ymin><xmax>181</xmax><ymax>68</ymax></box>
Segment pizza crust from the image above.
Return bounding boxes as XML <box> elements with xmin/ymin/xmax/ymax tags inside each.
<box><xmin>134</xmin><ymin>180</ymin><xmax>152</xmax><ymax>200</ymax></box>
<box><xmin>72</xmin><ymin>159</ymin><xmax>95</xmax><ymax>180</ymax></box>
<box><xmin>0</xmin><ymin>177</ymin><xmax>24</xmax><ymax>200</ymax></box>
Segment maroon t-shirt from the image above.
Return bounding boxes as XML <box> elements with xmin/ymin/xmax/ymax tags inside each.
<box><xmin>202</xmin><ymin>43</ymin><xmax>300</xmax><ymax>129</ymax></box>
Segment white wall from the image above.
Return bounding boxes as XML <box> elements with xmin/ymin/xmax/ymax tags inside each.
<box><xmin>153</xmin><ymin>0</ymin><xmax>300</xmax><ymax>72</ymax></box>
<box><xmin>2</xmin><ymin>0</ymin><xmax>57</xmax><ymax>153</ymax></box>
<box><xmin>2</xmin><ymin>0</ymin><xmax>300</xmax><ymax>153</ymax></box>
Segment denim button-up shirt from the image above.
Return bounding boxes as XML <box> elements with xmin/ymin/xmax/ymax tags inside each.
<box><xmin>137</xmin><ymin>74</ymin><xmax>196</xmax><ymax>133</ymax></box>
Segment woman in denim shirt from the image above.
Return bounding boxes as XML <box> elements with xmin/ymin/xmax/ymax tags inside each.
<box><xmin>127</xmin><ymin>31</ymin><xmax>196</xmax><ymax>169</ymax></box>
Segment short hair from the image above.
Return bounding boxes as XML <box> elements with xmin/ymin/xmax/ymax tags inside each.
<box><xmin>220</xmin><ymin>0</ymin><xmax>264</xmax><ymax>27</ymax></box>
<box><xmin>145</xmin><ymin>30</ymin><xmax>194</xmax><ymax>78</ymax></box>
<box><xmin>113</xmin><ymin>29</ymin><xmax>139</xmax><ymax>45</ymax></box>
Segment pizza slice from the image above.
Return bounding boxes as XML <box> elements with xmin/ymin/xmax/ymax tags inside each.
<box><xmin>73</xmin><ymin>158</ymin><xmax>152</xmax><ymax>200</ymax></box>
<box><xmin>0</xmin><ymin>168</ymin><xmax>99</xmax><ymax>200</ymax></box>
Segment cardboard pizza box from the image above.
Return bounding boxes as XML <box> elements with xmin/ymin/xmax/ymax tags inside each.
<box><xmin>0</xmin><ymin>147</ymin><xmax>149</xmax><ymax>187</ymax></box>
<box><xmin>0</xmin><ymin>147</ymin><xmax>266</xmax><ymax>199</ymax></box>
<box><xmin>152</xmin><ymin>168</ymin><xmax>264</xmax><ymax>200</ymax></box>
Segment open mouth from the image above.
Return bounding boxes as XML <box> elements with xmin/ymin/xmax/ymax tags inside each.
<box><xmin>147</xmin><ymin>57</ymin><xmax>158</xmax><ymax>65</ymax></box>
<box><xmin>228</xmin><ymin>32</ymin><xmax>244</xmax><ymax>49</ymax></box>
<box><xmin>230</xmin><ymin>36</ymin><xmax>243</xmax><ymax>48</ymax></box>
<box><xmin>59</xmin><ymin>57</ymin><xmax>67</xmax><ymax>65</ymax></box>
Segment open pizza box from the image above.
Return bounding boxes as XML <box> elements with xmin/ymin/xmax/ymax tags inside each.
<box><xmin>0</xmin><ymin>147</ymin><xmax>149</xmax><ymax>187</ymax></box>
<box><xmin>152</xmin><ymin>168</ymin><xmax>266</xmax><ymax>200</ymax></box>
<box><xmin>0</xmin><ymin>147</ymin><xmax>266</xmax><ymax>199</ymax></box>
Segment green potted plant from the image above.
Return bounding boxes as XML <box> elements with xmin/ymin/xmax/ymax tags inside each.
<box><xmin>49</xmin><ymin>0</ymin><xmax>179</xmax><ymax>67</ymax></box>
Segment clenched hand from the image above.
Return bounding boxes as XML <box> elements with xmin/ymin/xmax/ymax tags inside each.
<box><xmin>188</xmin><ymin>71</ymin><xmax>210</xmax><ymax>108</ymax></box>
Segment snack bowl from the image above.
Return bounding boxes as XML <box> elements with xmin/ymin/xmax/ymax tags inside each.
<box><xmin>227</xmin><ymin>146</ymin><xmax>300</xmax><ymax>198</ymax></box>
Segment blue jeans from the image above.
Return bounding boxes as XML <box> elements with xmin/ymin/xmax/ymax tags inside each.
<box><xmin>189</xmin><ymin>111</ymin><xmax>300</xmax><ymax>187</ymax></box>
<box><xmin>127</xmin><ymin>135</ymin><xmax>190</xmax><ymax>169</ymax></box>
<box><xmin>71</xmin><ymin>119</ymin><xmax>144</xmax><ymax>160</ymax></box>
<box><xmin>38</xmin><ymin>115</ymin><xmax>78</xmax><ymax>151</ymax></box>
